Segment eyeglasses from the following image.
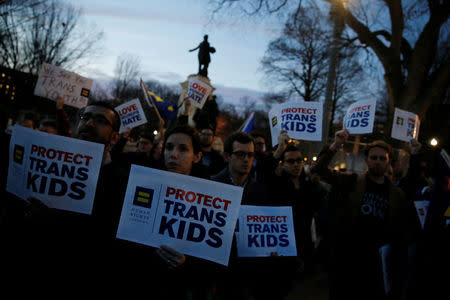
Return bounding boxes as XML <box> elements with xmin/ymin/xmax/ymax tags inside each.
<box><xmin>369</xmin><ymin>155</ymin><xmax>387</xmax><ymax>162</ymax></box>
<box><xmin>284</xmin><ymin>158</ymin><xmax>303</xmax><ymax>164</ymax></box>
<box><xmin>232</xmin><ymin>151</ymin><xmax>255</xmax><ymax>159</ymax></box>
<box><xmin>79</xmin><ymin>111</ymin><xmax>114</xmax><ymax>127</ymax></box>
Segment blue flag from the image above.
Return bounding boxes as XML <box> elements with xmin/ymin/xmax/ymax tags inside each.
<box><xmin>146</xmin><ymin>90</ymin><xmax>178</xmax><ymax>120</ymax></box>
<box><xmin>240</xmin><ymin>112</ymin><xmax>255</xmax><ymax>134</ymax></box>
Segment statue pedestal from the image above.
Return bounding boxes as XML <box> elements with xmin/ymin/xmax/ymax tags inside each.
<box><xmin>178</xmin><ymin>74</ymin><xmax>215</xmax><ymax>127</ymax></box>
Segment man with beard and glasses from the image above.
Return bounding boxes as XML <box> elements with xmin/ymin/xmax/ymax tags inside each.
<box><xmin>312</xmin><ymin>129</ymin><xmax>419</xmax><ymax>300</ymax></box>
<box><xmin>4</xmin><ymin>102</ymin><xmax>151</xmax><ymax>294</ymax></box>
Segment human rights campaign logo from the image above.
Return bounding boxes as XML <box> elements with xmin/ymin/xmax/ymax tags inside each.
<box><xmin>13</xmin><ymin>144</ymin><xmax>24</xmax><ymax>164</ymax></box>
<box><xmin>133</xmin><ymin>186</ymin><xmax>154</xmax><ymax>208</ymax></box>
<box><xmin>272</xmin><ymin>116</ymin><xmax>278</xmax><ymax>127</ymax></box>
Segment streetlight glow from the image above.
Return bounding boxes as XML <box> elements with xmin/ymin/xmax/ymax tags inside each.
<box><xmin>153</xmin><ymin>130</ymin><xmax>158</xmax><ymax>135</ymax></box>
<box><xmin>430</xmin><ymin>138</ymin><xmax>438</xmax><ymax>147</ymax></box>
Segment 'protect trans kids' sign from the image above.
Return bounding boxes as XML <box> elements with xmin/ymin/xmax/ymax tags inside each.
<box><xmin>7</xmin><ymin>125</ymin><xmax>104</xmax><ymax>214</ymax></box>
<box><xmin>343</xmin><ymin>99</ymin><xmax>377</xmax><ymax>134</ymax></box>
<box><xmin>235</xmin><ymin>205</ymin><xmax>297</xmax><ymax>257</ymax></box>
<box><xmin>117</xmin><ymin>165</ymin><xmax>243</xmax><ymax>266</ymax></box>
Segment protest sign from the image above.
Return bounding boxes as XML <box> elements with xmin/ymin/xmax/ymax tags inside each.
<box><xmin>116</xmin><ymin>165</ymin><xmax>243</xmax><ymax>266</ymax></box>
<box><xmin>278</xmin><ymin>101</ymin><xmax>323</xmax><ymax>141</ymax></box>
<box><xmin>115</xmin><ymin>98</ymin><xmax>148</xmax><ymax>133</ymax></box>
<box><xmin>268</xmin><ymin>104</ymin><xmax>281</xmax><ymax>147</ymax></box>
<box><xmin>6</xmin><ymin>125</ymin><xmax>104</xmax><ymax>215</ymax></box>
<box><xmin>187</xmin><ymin>76</ymin><xmax>212</xmax><ymax>109</ymax></box>
<box><xmin>34</xmin><ymin>63</ymin><xmax>93</xmax><ymax>109</ymax></box>
<box><xmin>235</xmin><ymin>205</ymin><xmax>297</xmax><ymax>257</ymax></box>
<box><xmin>391</xmin><ymin>108</ymin><xmax>420</xmax><ymax>142</ymax></box>
<box><xmin>343</xmin><ymin>99</ymin><xmax>377</xmax><ymax>134</ymax></box>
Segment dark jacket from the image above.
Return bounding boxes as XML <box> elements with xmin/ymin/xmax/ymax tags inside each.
<box><xmin>312</xmin><ymin>145</ymin><xmax>419</xmax><ymax>300</ymax></box>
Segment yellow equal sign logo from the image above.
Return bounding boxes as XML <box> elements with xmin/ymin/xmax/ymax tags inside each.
<box><xmin>396</xmin><ymin>117</ymin><xmax>403</xmax><ymax>125</ymax></box>
<box><xmin>80</xmin><ymin>88</ymin><xmax>90</xmax><ymax>97</ymax></box>
<box><xmin>133</xmin><ymin>186</ymin><xmax>154</xmax><ymax>208</ymax></box>
<box><xmin>272</xmin><ymin>116</ymin><xmax>277</xmax><ymax>127</ymax></box>
<box><xmin>13</xmin><ymin>145</ymin><xmax>24</xmax><ymax>164</ymax></box>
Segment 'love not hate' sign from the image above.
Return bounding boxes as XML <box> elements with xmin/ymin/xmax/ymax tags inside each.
<box><xmin>187</xmin><ymin>76</ymin><xmax>212</xmax><ymax>109</ymax></box>
<box><xmin>115</xmin><ymin>99</ymin><xmax>148</xmax><ymax>133</ymax></box>
<box><xmin>34</xmin><ymin>63</ymin><xmax>93</xmax><ymax>109</ymax></box>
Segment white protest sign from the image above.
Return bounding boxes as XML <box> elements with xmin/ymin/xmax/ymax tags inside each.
<box><xmin>117</xmin><ymin>165</ymin><xmax>243</xmax><ymax>266</ymax></box>
<box><xmin>268</xmin><ymin>104</ymin><xmax>281</xmax><ymax>147</ymax></box>
<box><xmin>187</xmin><ymin>76</ymin><xmax>212</xmax><ymax>109</ymax></box>
<box><xmin>279</xmin><ymin>101</ymin><xmax>323</xmax><ymax>141</ymax></box>
<box><xmin>391</xmin><ymin>108</ymin><xmax>420</xmax><ymax>142</ymax></box>
<box><xmin>34</xmin><ymin>63</ymin><xmax>93</xmax><ymax>109</ymax></box>
<box><xmin>343</xmin><ymin>99</ymin><xmax>377</xmax><ymax>134</ymax></box>
<box><xmin>235</xmin><ymin>205</ymin><xmax>297</xmax><ymax>257</ymax></box>
<box><xmin>6</xmin><ymin>125</ymin><xmax>104</xmax><ymax>215</ymax></box>
<box><xmin>414</xmin><ymin>200</ymin><xmax>430</xmax><ymax>229</ymax></box>
<box><xmin>115</xmin><ymin>99</ymin><xmax>148</xmax><ymax>133</ymax></box>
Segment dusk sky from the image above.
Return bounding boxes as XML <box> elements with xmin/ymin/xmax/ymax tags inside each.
<box><xmin>67</xmin><ymin>0</ymin><xmax>285</xmax><ymax>106</ymax></box>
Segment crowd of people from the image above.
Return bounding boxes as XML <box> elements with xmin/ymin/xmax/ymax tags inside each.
<box><xmin>0</xmin><ymin>97</ymin><xmax>448</xmax><ymax>300</ymax></box>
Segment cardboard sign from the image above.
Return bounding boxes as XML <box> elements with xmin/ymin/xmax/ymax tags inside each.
<box><xmin>34</xmin><ymin>63</ymin><xmax>93</xmax><ymax>109</ymax></box>
<box><xmin>115</xmin><ymin>99</ymin><xmax>148</xmax><ymax>133</ymax></box>
<box><xmin>116</xmin><ymin>165</ymin><xmax>244</xmax><ymax>266</ymax></box>
<box><xmin>187</xmin><ymin>76</ymin><xmax>212</xmax><ymax>109</ymax></box>
<box><xmin>343</xmin><ymin>99</ymin><xmax>377</xmax><ymax>134</ymax></box>
<box><xmin>235</xmin><ymin>205</ymin><xmax>297</xmax><ymax>257</ymax></box>
<box><xmin>6</xmin><ymin>125</ymin><xmax>104</xmax><ymax>215</ymax></box>
<box><xmin>268</xmin><ymin>104</ymin><xmax>281</xmax><ymax>147</ymax></box>
<box><xmin>391</xmin><ymin>108</ymin><xmax>420</xmax><ymax>142</ymax></box>
<box><xmin>278</xmin><ymin>101</ymin><xmax>323</xmax><ymax>141</ymax></box>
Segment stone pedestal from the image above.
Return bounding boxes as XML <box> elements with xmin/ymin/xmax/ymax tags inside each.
<box><xmin>178</xmin><ymin>74</ymin><xmax>215</xmax><ymax>127</ymax></box>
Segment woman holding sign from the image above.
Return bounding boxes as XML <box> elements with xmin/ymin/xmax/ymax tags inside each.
<box><xmin>155</xmin><ymin>125</ymin><xmax>219</xmax><ymax>299</ymax></box>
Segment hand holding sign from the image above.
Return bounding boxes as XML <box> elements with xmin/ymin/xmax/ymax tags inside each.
<box><xmin>273</xmin><ymin>130</ymin><xmax>290</xmax><ymax>159</ymax></box>
<box><xmin>330</xmin><ymin>128</ymin><xmax>349</xmax><ymax>151</ymax></box>
<box><xmin>156</xmin><ymin>245</ymin><xmax>186</xmax><ymax>270</ymax></box>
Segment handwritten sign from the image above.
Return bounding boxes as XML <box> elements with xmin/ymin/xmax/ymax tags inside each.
<box><xmin>391</xmin><ymin>108</ymin><xmax>420</xmax><ymax>142</ymax></box>
<box><xmin>343</xmin><ymin>99</ymin><xmax>377</xmax><ymax>134</ymax></box>
<box><xmin>235</xmin><ymin>205</ymin><xmax>297</xmax><ymax>257</ymax></box>
<box><xmin>117</xmin><ymin>165</ymin><xmax>243</xmax><ymax>265</ymax></box>
<box><xmin>6</xmin><ymin>125</ymin><xmax>104</xmax><ymax>214</ymax></box>
<box><xmin>115</xmin><ymin>99</ymin><xmax>148</xmax><ymax>133</ymax></box>
<box><xmin>34</xmin><ymin>63</ymin><xmax>93</xmax><ymax>109</ymax></box>
<box><xmin>187</xmin><ymin>76</ymin><xmax>212</xmax><ymax>109</ymax></box>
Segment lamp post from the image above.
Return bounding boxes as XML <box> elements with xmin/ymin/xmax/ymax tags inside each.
<box><xmin>322</xmin><ymin>0</ymin><xmax>347</xmax><ymax>145</ymax></box>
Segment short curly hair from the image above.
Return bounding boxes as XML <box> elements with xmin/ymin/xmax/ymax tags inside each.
<box><xmin>364</xmin><ymin>140</ymin><xmax>393</xmax><ymax>159</ymax></box>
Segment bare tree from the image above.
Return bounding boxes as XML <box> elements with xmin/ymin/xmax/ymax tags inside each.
<box><xmin>0</xmin><ymin>0</ymin><xmax>104</xmax><ymax>74</ymax></box>
<box><xmin>208</xmin><ymin>0</ymin><xmax>450</xmax><ymax>125</ymax></box>
<box><xmin>113</xmin><ymin>53</ymin><xmax>141</xmax><ymax>101</ymax></box>
<box><xmin>261</xmin><ymin>4</ymin><xmax>329</xmax><ymax>102</ymax></box>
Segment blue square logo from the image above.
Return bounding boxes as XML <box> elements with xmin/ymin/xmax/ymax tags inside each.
<box><xmin>133</xmin><ymin>186</ymin><xmax>154</xmax><ymax>208</ymax></box>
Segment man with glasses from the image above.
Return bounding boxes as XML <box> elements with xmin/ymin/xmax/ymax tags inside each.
<box><xmin>312</xmin><ymin>128</ymin><xmax>419</xmax><ymax>300</ymax></box>
<box><xmin>268</xmin><ymin>132</ymin><xmax>326</xmax><ymax>279</ymax></box>
<box><xmin>76</xmin><ymin>102</ymin><xmax>120</xmax><ymax>160</ymax></box>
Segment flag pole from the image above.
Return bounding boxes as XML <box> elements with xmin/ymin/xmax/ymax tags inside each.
<box><xmin>140</xmin><ymin>78</ymin><xmax>163</xmax><ymax>122</ymax></box>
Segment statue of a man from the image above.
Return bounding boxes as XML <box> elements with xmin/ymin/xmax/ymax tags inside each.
<box><xmin>189</xmin><ymin>35</ymin><xmax>215</xmax><ymax>77</ymax></box>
